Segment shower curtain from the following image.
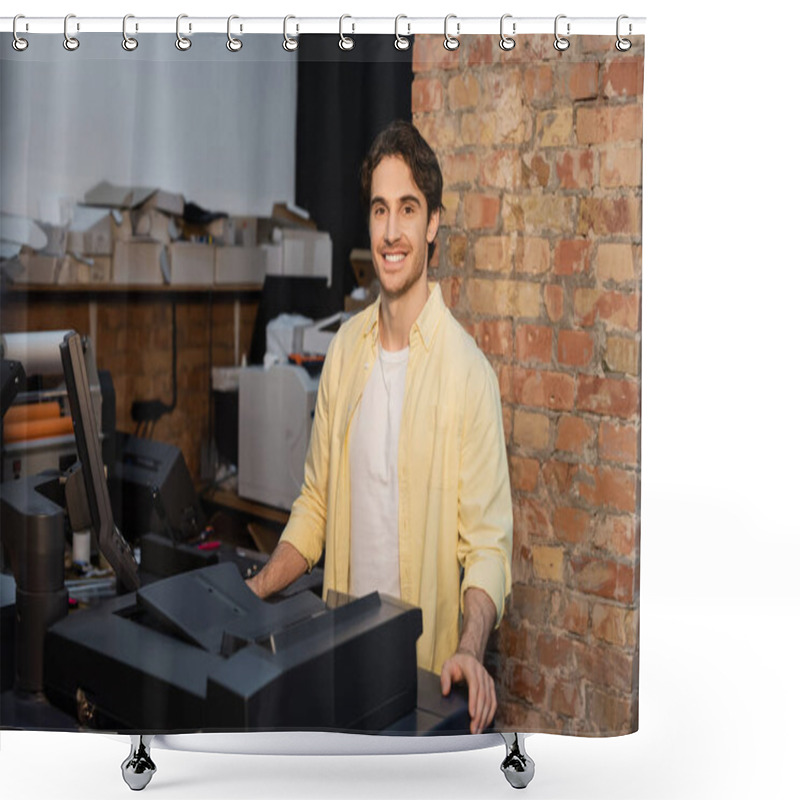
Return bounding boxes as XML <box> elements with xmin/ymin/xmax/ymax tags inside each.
<box><xmin>0</xmin><ymin>25</ymin><xmax>643</xmax><ymax>739</ymax></box>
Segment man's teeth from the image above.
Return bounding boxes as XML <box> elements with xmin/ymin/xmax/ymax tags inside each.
<box><xmin>385</xmin><ymin>253</ymin><xmax>405</xmax><ymax>263</ymax></box>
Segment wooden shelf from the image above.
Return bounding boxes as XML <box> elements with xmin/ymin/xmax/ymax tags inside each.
<box><xmin>202</xmin><ymin>486</ymin><xmax>290</xmax><ymax>527</ymax></box>
<box><xmin>2</xmin><ymin>283</ymin><xmax>262</xmax><ymax>295</ymax></box>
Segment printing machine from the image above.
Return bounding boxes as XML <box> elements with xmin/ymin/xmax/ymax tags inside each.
<box><xmin>0</xmin><ymin>330</ymin><xmax>470</xmax><ymax>737</ymax></box>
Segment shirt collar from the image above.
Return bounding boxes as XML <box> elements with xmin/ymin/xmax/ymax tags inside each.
<box><xmin>362</xmin><ymin>282</ymin><xmax>444</xmax><ymax>352</ymax></box>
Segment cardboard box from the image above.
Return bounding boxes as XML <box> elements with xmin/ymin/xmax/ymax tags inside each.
<box><xmin>134</xmin><ymin>208</ymin><xmax>180</xmax><ymax>244</ymax></box>
<box><xmin>84</xmin><ymin>181</ymin><xmax>184</xmax><ymax>218</ymax></box>
<box><xmin>14</xmin><ymin>247</ymin><xmax>63</xmax><ymax>284</ymax></box>
<box><xmin>279</xmin><ymin>229</ymin><xmax>332</xmax><ymax>286</ymax></box>
<box><xmin>112</xmin><ymin>241</ymin><xmax>168</xmax><ymax>285</ymax></box>
<box><xmin>139</xmin><ymin>189</ymin><xmax>184</xmax><ymax>218</ymax></box>
<box><xmin>168</xmin><ymin>242</ymin><xmax>215</xmax><ymax>285</ymax></box>
<box><xmin>349</xmin><ymin>248</ymin><xmax>375</xmax><ymax>288</ymax></box>
<box><xmin>56</xmin><ymin>255</ymin><xmax>112</xmax><ymax>285</ymax></box>
<box><xmin>67</xmin><ymin>206</ymin><xmax>114</xmax><ymax>256</ymax></box>
<box><xmin>214</xmin><ymin>244</ymin><xmax>281</xmax><ymax>285</ymax></box>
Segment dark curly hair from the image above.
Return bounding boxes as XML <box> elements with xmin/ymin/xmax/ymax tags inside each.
<box><xmin>360</xmin><ymin>120</ymin><xmax>444</xmax><ymax>263</ymax></box>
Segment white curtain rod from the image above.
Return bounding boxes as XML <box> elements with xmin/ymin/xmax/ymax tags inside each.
<box><xmin>0</xmin><ymin>16</ymin><xmax>646</xmax><ymax>37</ymax></box>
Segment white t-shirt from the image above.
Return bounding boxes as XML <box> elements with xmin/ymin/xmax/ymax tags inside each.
<box><xmin>348</xmin><ymin>344</ymin><xmax>409</xmax><ymax>599</ymax></box>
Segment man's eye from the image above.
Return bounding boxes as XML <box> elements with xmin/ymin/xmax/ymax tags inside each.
<box><xmin>373</xmin><ymin>207</ymin><xmax>385</xmax><ymax>217</ymax></box>
<box><xmin>403</xmin><ymin>205</ymin><xmax>414</xmax><ymax>215</ymax></box>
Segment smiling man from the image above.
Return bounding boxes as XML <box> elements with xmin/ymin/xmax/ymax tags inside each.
<box><xmin>247</xmin><ymin>121</ymin><xmax>512</xmax><ymax>734</ymax></box>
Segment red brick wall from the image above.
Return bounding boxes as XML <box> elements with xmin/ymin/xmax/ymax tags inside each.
<box><xmin>1</xmin><ymin>292</ymin><xmax>258</xmax><ymax>479</ymax></box>
<box><xmin>412</xmin><ymin>34</ymin><xmax>643</xmax><ymax>734</ymax></box>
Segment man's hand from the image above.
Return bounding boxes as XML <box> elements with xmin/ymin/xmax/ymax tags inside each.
<box><xmin>440</xmin><ymin>650</ymin><xmax>497</xmax><ymax>734</ymax></box>
<box><xmin>245</xmin><ymin>541</ymin><xmax>308</xmax><ymax>600</ymax></box>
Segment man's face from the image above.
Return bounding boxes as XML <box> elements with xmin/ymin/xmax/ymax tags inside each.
<box><xmin>369</xmin><ymin>155</ymin><xmax>440</xmax><ymax>302</ymax></box>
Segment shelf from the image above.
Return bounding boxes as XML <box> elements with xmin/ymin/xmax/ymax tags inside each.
<box><xmin>1</xmin><ymin>283</ymin><xmax>262</xmax><ymax>295</ymax></box>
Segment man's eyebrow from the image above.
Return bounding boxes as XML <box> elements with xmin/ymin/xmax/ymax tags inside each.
<box><xmin>370</xmin><ymin>194</ymin><xmax>422</xmax><ymax>207</ymax></box>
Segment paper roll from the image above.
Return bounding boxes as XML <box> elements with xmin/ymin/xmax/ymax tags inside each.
<box><xmin>0</xmin><ymin>330</ymin><xmax>73</xmax><ymax>375</ymax></box>
<box><xmin>72</xmin><ymin>530</ymin><xmax>91</xmax><ymax>565</ymax></box>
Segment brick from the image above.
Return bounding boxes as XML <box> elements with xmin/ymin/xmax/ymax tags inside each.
<box><xmin>577</xmin><ymin>644</ymin><xmax>635</xmax><ymax>692</ymax></box>
<box><xmin>554</xmin><ymin>239</ymin><xmax>591</xmax><ymax>275</ymax></box>
<box><xmin>516</xmin><ymin>237</ymin><xmax>550</xmax><ymax>275</ymax></box>
<box><xmin>472</xmin><ymin>318</ymin><xmax>513</xmax><ymax>356</ymax></box>
<box><xmin>514</xmin><ymin>497</ymin><xmax>555</xmax><ymax>540</ymax></box>
<box><xmin>578</xmin><ymin>197</ymin><xmax>641</xmax><ymax>236</ymax></box>
<box><xmin>465</xmin><ymin>193</ymin><xmax>501</xmax><ymax>230</ymax></box>
<box><xmin>523</xmin><ymin>153</ymin><xmax>551</xmax><ymax>189</ymax></box>
<box><xmin>536</xmin><ymin>633</ymin><xmax>577</xmax><ymax>671</ymax></box>
<box><xmin>592</xmin><ymin>603</ymin><xmax>637</xmax><ymax>647</ymax></box>
<box><xmin>448</xmin><ymin>72</ymin><xmax>481</xmax><ymax>110</ymax></box>
<box><xmin>594</xmin><ymin>515</ymin><xmax>636</xmax><ymax>558</ymax></box>
<box><xmin>587</xmin><ymin>687</ymin><xmax>635</xmax><ymax>734</ymax></box>
<box><xmin>576</xmin><ymin>105</ymin><xmax>643</xmax><ymax>144</ymax></box>
<box><xmin>440</xmin><ymin>191</ymin><xmax>460</xmax><ymax>228</ymax></box>
<box><xmin>551</xmin><ymin>678</ymin><xmax>584</xmax><ymax>718</ymax></box>
<box><xmin>553</xmin><ymin>506</ymin><xmax>593</xmax><ymax>545</ymax></box>
<box><xmin>603</xmin><ymin>57</ymin><xmax>645</xmax><ymax>98</ymax></box>
<box><xmin>557</xmin><ymin>330</ymin><xmax>594</xmax><ymax>367</ymax></box>
<box><xmin>541</xmin><ymin>461</ymin><xmax>577</xmax><ymax>497</ymax></box>
<box><xmin>411</xmin><ymin>77</ymin><xmax>443</xmax><ymax>112</ymax></box>
<box><xmin>412</xmin><ymin>34</ymin><xmax>460</xmax><ymax>72</ymax></box>
<box><xmin>523</xmin><ymin>64</ymin><xmax>554</xmax><ymax>102</ymax></box>
<box><xmin>536</xmin><ymin>107</ymin><xmax>574</xmax><ymax>147</ymax></box>
<box><xmin>474</xmin><ymin>235</ymin><xmax>513</xmax><ymax>273</ymax></box>
<box><xmin>502</xmin><ymin>404</ymin><xmax>512</xmax><ymax>446</ymax></box>
<box><xmin>513</xmin><ymin>409</ymin><xmax>550</xmax><ymax>450</ymax></box>
<box><xmin>576</xmin><ymin>465</ymin><xmax>638</xmax><ymax>513</ymax></box>
<box><xmin>515</xmin><ymin>369</ymin><xmax>575</xmax><ymax>411</ymax></box>
<box><xmin>498</xmin><ymin>618</ymin><xmax>534</xmax><ymax>662</ymax></box>
<box><xmin>508</xmin><ymin>663</ymin><xmax>546</xmax><ymax>705</ymax></box>
<box><xmin>570</xmin><ymin>556</ymin><xmax>634</xmax><ymax>603</ymax></box>
<box><xmin>555</xmin><ymin>594</ymin><xmax>590</xmax><ymax>636</ymax></box>
<box><xmin>533</xmin><ymin>545</ymin><xmax>565</xmax><ymax>583</ymax></box>
<box><xmin>597</xmin><ymin>243</ymin><xmax>637</xmax><ymax>283</ymax></box>
<box><xmin>544</xmin><ymin>285</ymin><xmax>564</xmax><ymax>322</ymax></box>
<box><xmin>479</xmin><ymin>149</ymin><xmax>523</xmax><ymax>190</ymax></box>
<box><xmin>512</xmin><ymin>583</ymin><xmax>550</xmax><ymax>627</ymax></box>
<box><xmin>511</xmin><ymin>281</ymin><xmax>542</xmax><ymax>318</ymax></box>
<box><xmin>555</xmin><ymin>415</ymin><xmax>594</xmax><ymax>454</ymax></box>
<box><xmin>600</xmin><ymin>144</ymin><xmax>642</xmax><ymax>188</ymax></box>
<box><xmin>503</xmin><ymin>193</ymin><xmax>575</xmax><ymax>234</ymax></box>
<box><xmin>466</xmin><ymin>278</ymin><xmax>540</xmax><ymax>317</ymax></box>
<box><xmin>415</xmin><ymin>113</ymin><xmax>459</xmax><ymax>151</ymax></box>
<box><xmin>560</xmin><ymin>62</ymin><xmax>599</xmax><ymax>100</ymax></box>
<box><xmin>447</xmin><ymin>234</ymin><xmax>468</xmax><ymax>269</ymax></box>
<box><xmin>515</xmin><ymin>324</ymin><xmax>552</xmax><ymax>364</ymax></box>
<box><xmin>483</xmin><ymin>70</ymin><xmax>532</xmax><ymax>145</ymax></box>
<box><xmin>574</xmin><ymin>289</ymin><xmax>640</xmax><ymax>331</ymax></box>
<box><xmin>510</xmin><ymin>455</ymin><xmax>540</xmax><ymax>493</ymax></box>
<box><xmin>442</xmin><ymin>152</ymin><xmax>479</xmax><ymax>187</ymax></box>
<box><xmin>439</xmin><ymin>276</ymin><xmax>462</xmax><ymax>309</ymax></box>
<box><xmin>599</xmin><ymin>421</ymin><xmax>638</xmax><ymax>465</ymax></box>
<box><xmin>604</xmin><ymin>337</ymin><xmax>640</xmax><ymax>375</ymax></box>
<box><xmin>460</xmin><ymin>112</ymin><xmax>496</xmax><ymax>147</ymax></box>
<box><xmin>556</xmin><ymin>149</ymin><xmax>594</xmax><ymax>190</ymax></box>
<box><xmin>496</xmin><ymin>364</ymin><xmax>514</xmax><ymax>403</ymax></box>
<box><xmin>466</xmin><ymin>34</ymin><xmax>494</xmax><ymax>66</ymax></box>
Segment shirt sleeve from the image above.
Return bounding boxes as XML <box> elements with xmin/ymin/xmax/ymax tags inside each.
<box><xmin>457</xmin><ymin>354</ymin><xmax>513</xmax><ymax>627</ymax></box>
<box><xmin>278</xmin><ymin>340</ymin><xmax>335</xmax><ymax>571</ymax></box>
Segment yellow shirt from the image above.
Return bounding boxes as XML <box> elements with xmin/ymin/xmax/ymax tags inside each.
<box><xmin>280</xmin><ymin>283</ymin><xmax>513</xmax><ymax>674</ymax></box>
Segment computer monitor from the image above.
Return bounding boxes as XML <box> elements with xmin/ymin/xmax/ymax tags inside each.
<box><xmin>59</xmin><ymin>332</ymin><xmax>139</xmax><ymax>591</ymax></box>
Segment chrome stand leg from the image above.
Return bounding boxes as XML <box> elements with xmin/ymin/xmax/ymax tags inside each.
<box><xmin>500</xmin><ymin>733</ymin><xmax>535</xmax><ymax>789</ymax></box>
<box><xmin>121</xmin><ymin>735</ymin><xmax>157</xmax><ymax>791</ymax></box>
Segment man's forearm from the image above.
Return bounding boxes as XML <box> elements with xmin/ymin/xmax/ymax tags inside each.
<box><xmin>457</xmin><ymin>587</ymin><xmax>497</xmax><ymax>662</ymax></box>
<box><xmin>246</xmin><ymin>541</ymin><xmax>308</xmax><ymax>599</ymax></box>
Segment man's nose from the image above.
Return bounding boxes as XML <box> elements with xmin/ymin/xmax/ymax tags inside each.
<box><xmin>384</xmin><ymin>210</ymin><xmax>400</xmax><ymax>243</ymax></box>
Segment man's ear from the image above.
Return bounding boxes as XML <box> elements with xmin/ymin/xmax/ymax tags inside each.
<box><xmin>426</xmin><ymin>207</ymin><xmax>441</xmax><ymax>243</ymax></box>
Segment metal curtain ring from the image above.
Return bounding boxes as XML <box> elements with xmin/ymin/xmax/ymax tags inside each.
<box><xmin>554</xmin><ymin>14</ymin><xmax>570</xmax><ymax>51</ymax></box>
<box><xmin>175</xmin><ymin>14</ymin><xmax>191</xmax><ymax>51</ymax></box>
<box><xmin>12</xmin><ymin>14</ymin><xmax>29</xmax><ymax>52</ymax></box>
<box><xmin>499</xmin><ymin>14</ymin><xmax>515</xmax><ymax>51</ymax></box>
<box><xmin>616</xmin><ymin>14</ymin><xmax>632</xmax><ymax>51</ymax></box>
<box><xmin>443</xmin><ymin>14</ymin><xmax>460</xmax><ymax>51</ymax></box>
<box><xmin>283</xmin><ymin>16</ymin><xmax>298</xmax><ymax>51</ymax></box>
<box><xmin>63</xmin><ymin>13</ymin><xmax>80</xmax><ymax>51</ymax></box>
<box><xmin>122</xmin><ymin>14</ymin><xmax>138</xmax><ymax>51</ymax></box>
<box><xmin>227</xmin><ymin>15</ymin><xmax>243</xmax><ymax>52</ymax></box>
<box><xmin>339</xmin><ymin>15</ymin><xmax>354</xmax><ymax>51</ymax></box>
<box><xmin>394</xmin><ymin>15</ymin><xmax>410</xmax><ymax>51</ymax></box>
